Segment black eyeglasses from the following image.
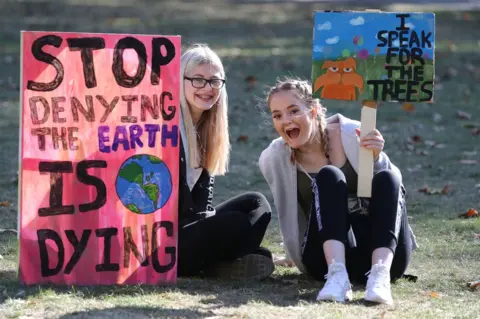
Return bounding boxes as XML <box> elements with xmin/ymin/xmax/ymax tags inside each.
<box><xmin>184</xmin><ymin>77</ymin><xmax>226</xmax><ymax>89</ymax></box>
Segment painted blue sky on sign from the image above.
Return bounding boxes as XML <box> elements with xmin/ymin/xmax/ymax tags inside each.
<box><xmin>312</xmin><ymin>12</ymin><xmax>435</xmax><ymax>61</ymax></box>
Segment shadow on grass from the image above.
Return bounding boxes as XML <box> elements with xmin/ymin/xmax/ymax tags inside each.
<box><xmin>58</xmin><ymin>306</ymin><xmax>215</xmax><ymax>318</ymax></box>
<box><xmin>0</xmin><ymin>269</ymin><xmax>320</xmax><ymax>308</ymax></box>
<box><xmin>0</xmin><ymin>266</ymin><xmax>418</xmax><ymax>309</ymax></box>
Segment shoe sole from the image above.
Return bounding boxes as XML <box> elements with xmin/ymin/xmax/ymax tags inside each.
<box><xmin>364</xmin><ymin>295</ymin><xmax>393</xmax><ymax>305</ymax></box>
<box><xmin>206</xmin><ymin>254</ymin><xmax>275</xmax><ymax>281</ymax></box>
<box><xmin>317</xmin><ymin>289</ymin><xmax>353</xmax><ymax>303</ymax></box>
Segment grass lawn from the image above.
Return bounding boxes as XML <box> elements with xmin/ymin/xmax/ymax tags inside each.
<box><xmin>0</xmin><ymin>1</ymin><xmax>479</xmax><ymax>318</ymax></box>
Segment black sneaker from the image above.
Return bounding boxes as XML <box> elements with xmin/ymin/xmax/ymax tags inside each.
<box><xmin>205</xmin><ymin>253</ymin><xmax>275</xmax><ymax>281</ymax></box>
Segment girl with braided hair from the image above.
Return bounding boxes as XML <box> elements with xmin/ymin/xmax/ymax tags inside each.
<box><xmin>259</xmin><ymin>77</ymin><xmax>417</xmax><ymax>304</ymax></box>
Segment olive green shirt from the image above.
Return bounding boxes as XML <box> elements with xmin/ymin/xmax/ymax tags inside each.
<box><xmin>297</xmin><ymin>160</ymin><xmax>358</xmax><ymax>218</ymax></box>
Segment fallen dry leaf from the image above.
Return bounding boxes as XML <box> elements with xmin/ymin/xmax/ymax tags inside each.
<box><xmin>473</xmin><ymin>233</ymin><xmax>480</xmax><ymax>239</ymax></box>
<box><xmin>245</xmin><ymin>75</ymin><xmax>257</xmax><ymax>84</ymax></box>
<box><xmin>430</xmin><ymin>291</ymin><xmax>439</xmax><ymax>298</ymax></box>
<box><xmin>244</xmin><ymin>75</ymin><xmax>257</xmax><ymax>92</ymax></box>
<box><xmin>458</xmin><ymin>208</ymin><xmax>479</xmax><ymax>218</ymax></box>
<box><xmin>472</xmin><ymin>128</ymin><xmax>480</xmax><ymax>136</ymax></box>
<box><xmin>456</xmin><ymin>110</ymin><xmax>472</xmax><ymax>120</ymax></box>
<box><xmin>467</xmin><ymin>280</ymin><xmax>480</xmax><ymax>290</ymax></box>
<box><xmin>402</xmin><ymin>103</ymin><xmax>415</xmax><ymax>112</ymax></box>
<box><xmin>411</xmin><ymin>135</ymin><xmax>423</xmax><ymax>143</ymax></box>
<box><xmin>0</xmin><ymin>201</ymin><xmax>10</xmax><ymax>207</ymax></box>
<box><xmin>418</xmin><ymin>186</ymin><xmax>431</xmax><ymax>194</ymax></box>
<box><xmin>441</xmin><ymin>185</ymin><xmax>451</xmax><ymax>195</ymax></box>
<box><xmin>237</xmin><ymin>135</ymin><xmax>249</xmax><ymax>142</ymax></box>
<box><xmin>459</xmin><ymin>160</ymin><xmax>478</xmax><ymax>165</ymax></box>
<box><xmin>418</xmin><ymin>186</ymin><xmax>450</xmax><ymax>195</ymax></box>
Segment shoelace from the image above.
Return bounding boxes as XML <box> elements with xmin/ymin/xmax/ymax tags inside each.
<box><xmin>366</xmin><ymin>266</ymin><xmax>390</xmax><ymax>290</ymax></box>
<box><xmin>324</xmin><ymin>267</ymin><xmax>349</xmax><ymax>289</ymax></box>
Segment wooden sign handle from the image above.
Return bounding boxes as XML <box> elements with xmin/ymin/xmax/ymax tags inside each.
<box><xmin>357</xmin><ymin>100</ymin><xmax>377</xmax><ymax>198</ymax></box>
<box><xmin>357</xmin><ymin>10</ymin><xmax>380</xmax><ymax>198</ymax></box>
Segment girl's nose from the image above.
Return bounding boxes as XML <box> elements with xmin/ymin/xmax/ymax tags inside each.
<box><xmin>282</xmin><ymin>115</ymin><xmax>293</xmax><ymax>124</ymax></box>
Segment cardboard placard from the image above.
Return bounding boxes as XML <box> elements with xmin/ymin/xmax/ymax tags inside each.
<box><xmin>19</xmin><ymin>31</ymin><xmax>181</xmax><ymax>285</ymax></box>
<box><xmin>312</xmin><ymin>11</ymin><xmax>435</xmax><ymax>102</ymax></box>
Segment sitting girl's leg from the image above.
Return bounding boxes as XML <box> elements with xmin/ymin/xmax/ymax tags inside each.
<box><xmin>366</xmin><ymin>169</ymin><xmax>412</xmax><ymax>304</ymax></box>
<box><xmin>214</xmin><ymin>191</ymin><xmax>272</xmax><ymax>254</ymax></box>
<box><xmin>302</xmin><ymin>165</ymin><xmax>352</xmax><ymax>302</ymax></box>
<box><xmin>201</xmin><ymin>192</ymin><xmax>274</xmax><ymax>280</ymax></box>
<box><xmin>178</xmin><ymin>211</ymin><xmax>251</xmax><ymax>277</ymax></box>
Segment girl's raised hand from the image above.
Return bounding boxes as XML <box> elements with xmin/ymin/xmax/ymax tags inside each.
<box><xmin>355</xmin><ymin>128</ymin><xmax>384</xmax><ymax>161</ymax></box>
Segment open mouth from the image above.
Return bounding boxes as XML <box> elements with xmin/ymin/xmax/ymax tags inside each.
<box><xmin>286</xmin><ymin>128</ymin><xmax>300</xmax><ymax>139</ymax></box>
<box><xmin>196</xmin><ymin>94</ymin><xmax>213</xmax><ymax>102</ymax></box>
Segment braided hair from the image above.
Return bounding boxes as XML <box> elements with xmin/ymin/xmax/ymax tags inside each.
<box><xmin>266</xmin><ymin>77</ymin><xmax>329</xmax><ymax>163</ymax></box>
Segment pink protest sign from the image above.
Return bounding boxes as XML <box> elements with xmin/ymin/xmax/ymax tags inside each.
<box><xmin>19</xmin><ymin>31</ymin><xmax>180</xmax><ymax>285</ymax></box>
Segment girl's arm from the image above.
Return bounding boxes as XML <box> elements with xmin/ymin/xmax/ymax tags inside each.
<box><xmin>191</xmin><ymin>171</ymin><xmax>216</xmax><ymax>215</ymax></box>
<box><xmin>178</xmin><ymin>139</ymin><xmax>215</xmax><ymax>226</ymax></box>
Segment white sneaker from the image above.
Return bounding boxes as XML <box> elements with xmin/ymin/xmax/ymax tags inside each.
<box><xmin>317</xmin><ymin>261</ymin><xmax>353</xmax><ymax>302</ymax></box>
<box><xmin>364</xmin><ymin>261</ymin><xmax>393</xmax><ymax>305</ymax></box>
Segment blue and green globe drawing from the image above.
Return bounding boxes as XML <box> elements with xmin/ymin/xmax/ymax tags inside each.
<box><xmin>115</xmin><ymin>154</ymin><xmax>172</xmax><ymax>214</ymax></box>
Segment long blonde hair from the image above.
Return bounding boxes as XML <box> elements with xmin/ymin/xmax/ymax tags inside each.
<box><xmin>266</xmin><ymin>77</ymin><xmax>329</xmax><ymax>163</ymax></box>
<box><xmin>180</xmin><ymin>44</ymin><xmax>230</xmax><ymax>175</ymax></box>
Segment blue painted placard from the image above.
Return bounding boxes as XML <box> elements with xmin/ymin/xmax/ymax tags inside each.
<box><xmin>312</xmin><ymin>11</ymin><xmax>435</xmax><ymax>102</ymax></box>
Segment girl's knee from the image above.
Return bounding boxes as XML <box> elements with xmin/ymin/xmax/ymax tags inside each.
<box><xmin>240</xmin><ymin>191</ymin><xmax>272</xmax><ymax>219</ymax></box>
<box><xmin>245</xmin><ymin>191</ymin><xmax>270</xmax><ymax>208</ymax></box>
<box><xmin>372</xmin><ymin>170</ymin><xmax>401</xmax><ymax>190</ymax></box>
<box><xmin>315</xmin><ymin>165</ymin><xmax>346</xmax><ymax>186</ymax></box>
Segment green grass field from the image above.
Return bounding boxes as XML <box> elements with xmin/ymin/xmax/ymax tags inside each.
<box><xmin>1</xmin><ymin>1</ymin><xmax>480</xmax><ymax>318</ymax></box>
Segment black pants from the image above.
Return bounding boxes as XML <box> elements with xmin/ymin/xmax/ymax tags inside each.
<box><xmin>177</xmin><ymin>191</ymin><xmax>272</xmax><ymax>277</ymax></box>
<box><xmin>302</xmin><ymin>165</ymin><xmax>412</xmax><ymax>284</ymax></box>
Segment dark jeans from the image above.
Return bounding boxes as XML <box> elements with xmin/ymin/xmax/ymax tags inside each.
<box><xmin>302</xmin><ymin>165</ymin><xmax>412</xmax><ymax>283</ymax></box>
<box><xmin>177</xmin><ymin>191</ymin><xmax>272</xmax><ymax>277</ymax></box>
